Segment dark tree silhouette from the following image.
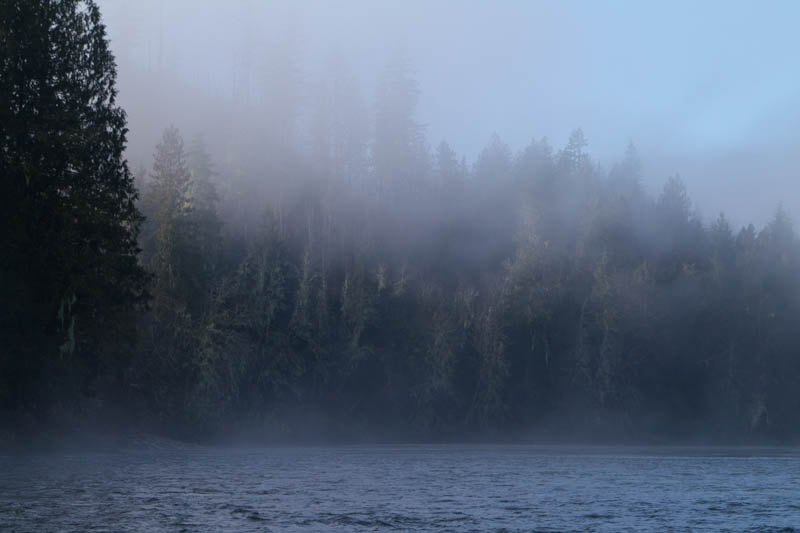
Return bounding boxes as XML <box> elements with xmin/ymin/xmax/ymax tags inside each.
<box><xmin>0</xmin><ymin>0</ymin><xmax>147</xmax><ymax>416</ymax></box>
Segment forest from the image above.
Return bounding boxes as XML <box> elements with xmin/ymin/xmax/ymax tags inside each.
<box><xmin>2</xmin><ymin>0</ymin><xmax>800</xmax><ymax>445</ymax></box>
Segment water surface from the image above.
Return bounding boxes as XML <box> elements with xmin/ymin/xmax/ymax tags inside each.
<box><xmin>2</xmin><ymin>444</ymin><xmax>799</xmax><ymax>531</ymax></box>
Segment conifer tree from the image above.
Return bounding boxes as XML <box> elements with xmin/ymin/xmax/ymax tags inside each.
<box><xmin>0</xmin><ymin>0</ymin><xmax>147</xmax><ymax>413</ymax></box>
<box><xmin>143</xmin><ymin>127</ymin><xmax>197</xmax><ymax>309</ymax></box>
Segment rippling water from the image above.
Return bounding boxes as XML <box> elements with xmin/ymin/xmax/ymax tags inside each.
<box><xmin>2</xmin><ymin>444</ymin><xmax>799</xmax><ymax>532</ymax></box>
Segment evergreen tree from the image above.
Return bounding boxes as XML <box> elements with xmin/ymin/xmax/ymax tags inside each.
<box><xmin>0</xmin><ymin>0</ymin><xmax>147</xmax><ymax>414</ymax></box>
<box><xmin>142</xmin><ymin>126</ymin><xmax>200</xmax><ymax>312</ymax></box>
<box><xmin>609</xmin><ymin>141</ymin><xmax>643</xmax><ymax>200</ymax></box>
<box><xmin>187</xmin><ymin>135</ymin><xmax>223</xmax><ymax>299</ymax></box>
<box><xmin>435</xmin><ymin>141</ymin><xmax>461</xmax><ymax>193</ymax></box>
<box><xmin>559</xmin><ymin>128</ymin><xmax>590</xmax><ymax>173</ymax></box>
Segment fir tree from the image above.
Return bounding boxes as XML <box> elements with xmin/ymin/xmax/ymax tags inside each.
<box><xmin>0</xmin><ymin>0</ymin><xmax>147</xmax><ymax>414</ymax></box>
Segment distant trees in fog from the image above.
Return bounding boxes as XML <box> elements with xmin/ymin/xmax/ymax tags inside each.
<box><xmin>3</xmin><ymin>0</ymin><xmax>800</xmax><ymax>443</ymax></box>
<box><xmin>129</xmin><ymin>88</ymin><xmax>800</xmax><ymax>440</ymax></box>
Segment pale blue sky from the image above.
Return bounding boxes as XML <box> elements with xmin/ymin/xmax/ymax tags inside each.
<box><xmin>99</xmin><ymin>0</ymin><xmax>800</xmax><ymax>226</ymax></box>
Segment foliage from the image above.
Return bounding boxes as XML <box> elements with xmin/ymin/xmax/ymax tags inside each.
<box><xmin>5</xmin><ymin>0</ymin><xmax>800</xmax><ymax>443</ymax></box>
<box><xmin>0</xmin><ymin>0</ymin><xmax>147</xmax><ymax>418</ymax></box>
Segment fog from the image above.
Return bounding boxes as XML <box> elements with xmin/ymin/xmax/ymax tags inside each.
<box><xmin>98</xmin><ymin>0</ymin><xmax>800</xmax><ymax>227</ymax></box>
<box><xmin>6</xmin><ymin>0</ymin><xmax>800</xmax><ymax>447</ymax></box>
<box><xmin>9</xmin><ymin>7</ymin><xmax>800</xmax><ymax>531</ymax></box>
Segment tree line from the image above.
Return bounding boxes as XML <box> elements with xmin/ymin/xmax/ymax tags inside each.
<box><xmin>2</xmin><ymin>0</ymin><xmax>800</xmax><ymax>443</ymax></box>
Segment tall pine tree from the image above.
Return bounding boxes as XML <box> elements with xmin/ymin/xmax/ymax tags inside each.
<box><xmin>0</xmin><ymin>0</ymin><xmax>147</xmax><ymax>415</ymax></box>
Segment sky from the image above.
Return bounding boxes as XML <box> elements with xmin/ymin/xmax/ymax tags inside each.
<box><xmin>97</xmin><ymin>0</ymin><xmax>800</xmax><ymax>227</ymax></box>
